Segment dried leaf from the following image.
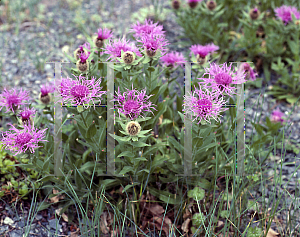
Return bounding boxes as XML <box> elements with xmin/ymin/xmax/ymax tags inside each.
<box><xmin>55</xmin><ymin>208</ymin><xmax>68</xmax><ymax>222</ymax></box>
<box><xmin>149</xmin><ymin>204</ymin><xmax>165</xmax><ymax>216</ymax></box>
<box><xmin>266</xmin><ymin>228</ymin><xmax>279</xmax><ymax>237</ymax></box>
<box><xmin>100</xmin><ymin>211</ymin><xmax>109</xmax><ymax>234</ymax></box>
<box><xmin>181</xmin><ymin>218</ymin><xmax>191</xmax><ymax>233</ymax></box>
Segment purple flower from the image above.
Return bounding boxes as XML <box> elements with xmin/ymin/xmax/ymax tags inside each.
<box><xmin>137</xmin><ymin>33</ymin><xmax>169</xmax><ymax>56</ymax></box>
<box><xmin>188</xmin><ymin>0</ymin><xmax>203</xmax><ymax>3</ymax></box>
<box><xmin>54</xmin><ymin>74</ymin><xmax>106</xmax><ymax>110</ymax></box>
<box><xmin>0</xmin><ymin>88</ymin><xmax>30</xmax><ymax>113</ymax></box>
<box><xmin>160</xmin><ymin>51</ymin><xmax>187</xmax><ymax>68</ymax></box>
<box><xmin>130</xmin><ymin>19</ymin><xmax>165</xmax><ymax>39</ymax></box>
<box><xmin>78</xmin><ymin>51</ymin><xmax>90</xmax><ymax>63</ymax></box>
<box><xmin>103</xmin><ymin>37</ymin><xmax>142</xmax><ymax>61</ymax></box>
<box><xmin>111</xmin><ymin>84</ymin><xmax>157</xmax><ymax>120</ymax></box>
<box><xmin>0</xmin><ymin>123</ymin><xmax>48</xmax><ymax>156</ymax></box>
<box><xmin>183</xmin><ymin>83</ymin><xmax>228</xmax><ymax>124</ymax></box>
<box><xmin>190</xmin><ymin>43</ymin><xmax>219</xmax><ymax>59</ymax></box>
<box><xmin>95</xmin><ymin>28</ymin><xmax>113</xmax><ymax>40</ymax></box>
<box><xmin>241</xmin><ymin>63</ymin><xmax>258</xmax><ymax>81</ymax></box>
<box><xmin>271</xmin><ymin>109</ymin><xmax>285</xmax><ymax>124</ymax></box>
<box><xmin>198</xmin><ymin>62</ymin><xmax>247</xmax><ymax>97</ymax></box>
<box><xmin>274</xmin><ymin>5</ymin><xmax>300</xmax><ymax>25</ymax></box>
<box><xmin>18</xmin><ymin>107</ymin><xmax>36</xmax><ymax>120</ymax></box>
<box><xmin>41</xmin><ymin>83</ymin><xmax>55</xmax><ymax>96</ymax></box>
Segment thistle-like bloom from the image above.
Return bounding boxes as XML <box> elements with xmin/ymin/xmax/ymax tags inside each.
<box><xmin>94</xmin><ymin>28</ymin><xmax>113</xmax><ymax>48</ymax></box>
<box><xmin>271</xmin><ymin>109</ymin><xmax>285</xmax><ymax>124</ymax></box>
<box><xmin>103</xmin><ymin>37</ymin><xmax>142</xmax><ymax>61</ymax></box>
<box><xmin>54</xmin><ymin>74</ymin><xmax>106</xmax><ymax>110</ymax></box>
<box><xmin>76</xmin><ymin>51</ymin><xmax>90</xmax><ymax>72</ymax></box>
<box><xmin>160</xmin><ymin>51</ymin><xmax>186</xmax><ymax>68</ymax></box>
<box><xmin>199</xmin><ymin>62</ymin><xmax>247</xmax><ymax>97</ymax></box>
<box><xmin>183</xmin><ymin>83</ymin><xmax>228</xmax><ymax>124</ymax></box>
<box><xmin>0</xmin><ymin>88</ymin><xmax>30</xmax><ymax>113</ymax></box>
<box><xmin>111</xmin><ymin>84</ymin><xmax>157</xmax><ymax>120</ymax></box>
<box><xmin>274</xmin><ymin>5</ymin><xmax>300</xmax><ymax>25</ymax></box>
<box><xmin>41</xmin><ymin>82</ymin><xmax>56</xmax><ymax>96</ymax></box>
<box><xmin>0</xmin><ymin>123</ymin><xmax>48</xmax><ymax>156</ymax></box>
<box><xmin>138</xmin><ymin>33</ymin><xmax>169</xmax><ymax>57</ymax></box>
<box><xmin>130</xmin><ymin>19</ymin><xmax>165</xmax><ymax>39</ymax></box>
<box><xmin>74</xmin><ymin>42</ymin><xmax>91</xmax><ymax>60</ymax></box>
<box><xmin>190</xmin><ymin>43</ymin><xmax>219</xmax><ymax>59</ymax></box>
<box><xmin>241</xmin><ymin>63</ymin><xmax>257</xmax><ymax>81</ymax></box>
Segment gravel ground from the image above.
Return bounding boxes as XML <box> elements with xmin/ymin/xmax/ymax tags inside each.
<box><xmin>0</xmin><ymin>0</ymin><xmax>300</xmax><ymax>236</ymax></box>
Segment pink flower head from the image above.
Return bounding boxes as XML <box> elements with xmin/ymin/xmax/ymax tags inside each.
<box><xmin>79</xmin><ymin>51</ymin><xmax>90</xmax><ymax>63</ymax></box>
<box><xmin>130</xmin><ymin>19</ymin><xmax>165</xmax><ymax>39</ymax></box>
<box><xmin>241</xmin><ymin>63</ymin><xmax>258</xmax><ymax>81</ymax></box>
<box><xmin>79</xmin><ymin>42</ymin><xmax>91</xmax><ymax>52</ymax></box>
<box><xmin>0</xmin><ymin>123</ymin><xmax>48</xmax><ymax>156</ymax></box>
<box><xmin>54</xmin><ymin>74</ymin><xmax>106</xmax><ymax>110</ymax></box>
<box><xmin>274</xmin><ymin>5</ymin><xmax>300</xmax><ymax>25</ymax></box>
<box><xmin>18</xmin><ymin>107</ymin><xmax>36</xmax><ymax>120</ymax></box>
<box><xmin>95</xmin><ymin>28</ymin><xmax>113</xmax><ymax>40</ymax></box>
<box><xmin>111</xmin><ymin>84</ymin><xmax>157</xmax><ymax>120</ymax></box>
<box><xmin>103</xmin><ymin>37</ymin><xmax>142</xmax><ymax>61</ymax></box>
<box><xmin>190</xmin><ymin>43</ymin><xmax>219</xmax><ymax>58</ymax></box>
<box><xmin>138</xmin><ymin>33</ymin><xmax>169</xmax><ymax>54</ymax></box>
<box><xmin>41</xmin><ymin>82</ymin><xmax>55</xmax><ymax>96</ymax></box>
<box><xmin>198</xmin><ymin>62</ymin><xmax>247</xmax><ymax>97</ymax></box>
<box><xmin>188</xmin><ymin>0</ymin><xmax>203</xmax><ymax>2</ymax></box>
<box><xmin>0</xmin><ymin>88</ymin><xmax>30</xmax><ymax>113</ymax></box>
<box><xmin>183</xmin><ymin>83</ymin><xmax>228</xmax><ymax>124</ymax></box>
<box><xmin>271</xmin><ymin>109</ymin><xmax>285</xmax><ymax>124</ymax></box>
<box><xmin>160</xmin><ymin>51</ymin><xmax>187</xmax><ymax>68</ymax></box>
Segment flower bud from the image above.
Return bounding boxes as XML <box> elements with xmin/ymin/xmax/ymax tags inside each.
<box><xmin>76</xmin><ymin>59</ymin><xmax>89</xmax><ymax>72</ymax></box>
<box><xmin>188</xmin><ymin>1</ymin><xmax>198</xmax><ymax>8</ymax></box>
<box><xmin>126</xmin><ymin>121</ymin><xmax>141</xmax><ymax>136</ymax></box>
<box><xmin>74</xmin><ymin>48</ymin><xmax>87</xmax><ymax>61</ymax></box>
<box><xmin>249</xmin><ymin>8</ymin><xmax>260</xmax><ymax>20</ymax></box>
<box><xmin>122</xmin><ymin>51</ymin><xmax>135</xmax><ymax>64</ymax></box>
<box><xmin>39</xmin><ymin>92</ymin><xmax>52</xmax><ymax>105</ymax></box>
<box><xmin>94</xmin><ymin>37</ymin><xmax>104</xmax><ymax>49</ymax></box>
<box><xmin>145</xmin><ymin>48</ymin><xmax>157</xmax><ymax>58</ymax></box>
<box><xmin>256</xmin><ymin>26</ymin><xmax>265</xmax><ymax>38</ymax></box>
<box><xmin>196</xmin><ymin>54</ymin><xmax>207</xmax><ymax>65</ymax></box>
<box><xmin>206</xmin><ymin>0</ymin><xmax>217</xmax><ymax>10</ymax></box>
<box><xmin>172</xmin><ymin>0</ymin><xmax>181</xmax><ymax>10</ymax></box>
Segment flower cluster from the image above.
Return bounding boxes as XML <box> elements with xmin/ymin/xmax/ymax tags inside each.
<box><xmin>112</xmin><ymin>84</ymin><xmax>157</xmax><ymax>120</ymax></box>
<box><xmin>55</xmin><ymin>74</ymin><xmax>106</xmax><ymax>110</ymax></box>
<box><xmin>274</xmin><ymin>5</ymin><xmax>300</xmax><ymax>25</ymax></box>
<box><xmin>0</xmin><ymin>123</ymin><xmax>48</xmax><ymax>156</ymax></box>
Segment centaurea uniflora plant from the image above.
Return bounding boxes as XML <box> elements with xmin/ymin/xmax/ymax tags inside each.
<box><xmin>0</xmin><ymin>122</ymin><xmax>48</xmax><ymax>156</ymax></box>
<box><xmin>199</xmin><ymin>62</ymin><xmax>247</xmax><ymax>97</ymax></box>
<box><xmin>0</xmin><ymin>88</ymin><xmax>30</xmax><ymax>114</ymax></box>
<box><xmin>111</xmin><ymin>84</ymin><xmax>157</xmax><ymax>120</ymax></box>
<box><xmin>183</xmin><ymin>83</ymin><xmax>228</xmax><ymax>124</ymax></box>
<box><xmin>94</xmin><ymin>28</ymin><xmax>113</xmax><ymax>49</ymax></box>
<box><xmin>17</xmin><ymin>107</ymin><xmax>36</xmax><ymax>127</ymax></box>
<box><xmin>54</xmin><ymin>74</ymin><xmax>106</xmax><ymax>110</ymax></box>
<box><xmin>274</xmin><ymin>5</ymin><xmax>300</xmax><ymax>25</ymax></box>
<box><xmin>138</xmin><ymin>33</ymin><xmax>169</xmax><ymax>59</ymax></box>
<box><xmin>187</xmin><ymin>0</ymin><xmax>203</xmax><ymax>9</ymax></box>
<box><xmin>39</xmin><ymin>82</ymin><xmax>56</xmax><ymax>105</ymax></box>
<box><xmin>190</xmin><ymin>43</ymin><xmax>219</xmax><ymax>65</ymax></box>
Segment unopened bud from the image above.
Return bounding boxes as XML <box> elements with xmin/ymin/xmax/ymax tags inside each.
<box><xmin>39</xmin><ymin>92</ymin><xmax>52</xmax><ymax>105</ymax></box>
<box><xmin>249</xmin><ymin>8</ymin><xmax>260</xmax><ymax>20</ymax></box>
<box><xmin>206</xmin><ymin>0</ymin><xmax>217</xmax><ymax>10</ymax></box>
<box><xmin>94</xmin><ymin>37</ymin><xmax>104</xmax><ymax>48</ymax></box>
<box><xmin>122</xmin><ymin>51</ymin><xmax>135</xmax><ymax>64</ymax></box>
<box><xmin>74</xmin><ymin>48</ymin><xmax>88</xmax><ymax>60</ymax></box>
<box><xmin>188</xmin><ymin>0</ymin><xmax>198</xmax><ymax>9</ymax></box>
<box><xmin>145</xmin><ymin>48</ymin><xmax>157</xmax><ymax>58</ymax></box>
<box><xmin>172</xmin><ymin>0</ymin><xmax>180</xmax><ymax>10</ymax></box>
<box><xmin>196</xmin><ymin>54</ymin><xmax>207</xmax><ymax>65</ymax></box>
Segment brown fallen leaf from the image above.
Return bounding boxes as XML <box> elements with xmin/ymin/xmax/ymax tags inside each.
<box><xmin>148</xmin><ymin>204</ymin><xmax>165</xmax><ymax>216</ymax></box>
<box><xmin>100</xmin><ymin>211</ymin><xmax>110</xmax><ymax>234</ymax></box>
<box><xmin>181</xmin><ymin>218</ymin><xmax>191</xmax><ymax>234</ymax></box>
<box><xmin>55</xmin><ymin>208</ymin><xmax>68</xmax><ymax>222</ymax></box>
<box><xmin>266</xmin><ymin>228</ymin><xmax>279</xmax><ymax>237</ymax></box>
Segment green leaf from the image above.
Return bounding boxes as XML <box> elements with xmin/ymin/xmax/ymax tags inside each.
<box><xmin>119</xmin><ymin>166</ymin><xmax>134</xmax><ymax>175</ymax></box>
<box><xmin>117</xmin><ymin>151</ymin><xmax>135</xmax><ymax>158</ymax></box>
<box><xmin>187</xmin><ymin>187</ymin><xmax>205</xmax><ymax>201</ymax></box>
<box><xmin>147</xmin><ymin>66</ymin><xmax>155</xmax><ymax>72</ymax></box>
<box><xmin>86</xmin><ymin>123</ymin><xmax>96</xmax><ymax>139</ymax></box>
<box><xmin>133</xmin><ymin>141</ymin><xmax>151</xmax><ymax>147</ymax></box>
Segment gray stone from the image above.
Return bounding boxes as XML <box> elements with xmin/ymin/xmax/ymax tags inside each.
<box><xmin>35</xmin><ymin>214</ymin><xmax>43</xmax><ymax>221</ymax></box>
<box><xmin>48</xmin><ymin>219</ymin><xmax>61</xmax><ymax>230</ymax></box>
